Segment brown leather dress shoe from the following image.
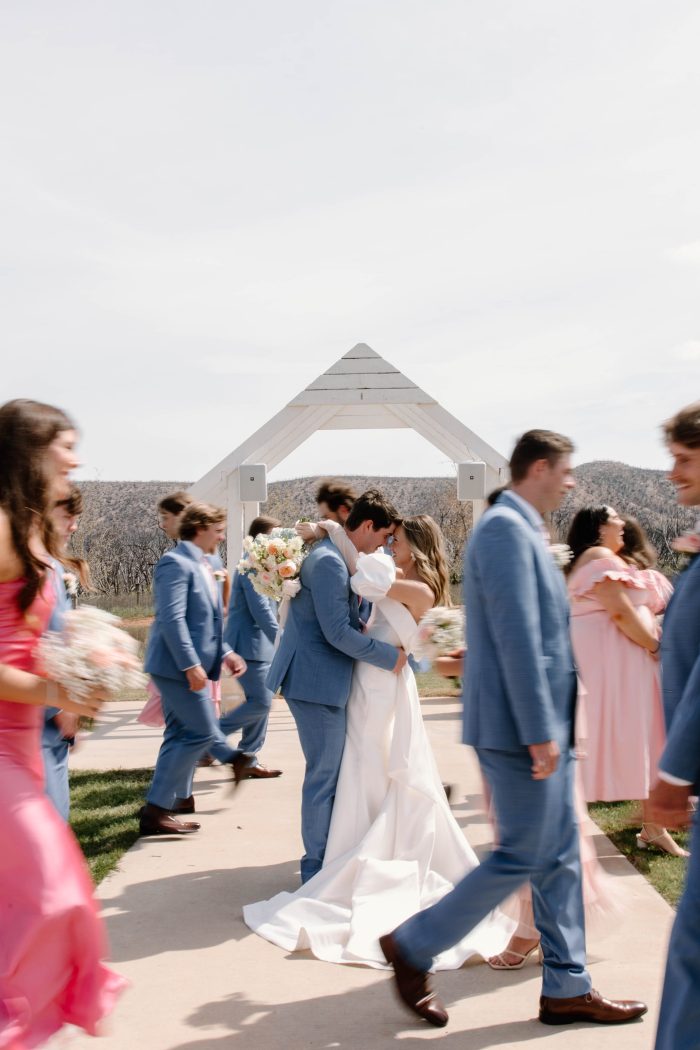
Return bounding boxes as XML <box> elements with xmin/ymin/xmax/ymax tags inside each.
<box><xmin>230</xmin><ymin>753</ymin><xmax>257</xmax><ymax>787</ymax></box>
<box><xmin>539</xmin><ymin>989</ymin><xmax>648</xmax><ymax>1025</ymax></box>
<box><xmin>139</xmin><ymin>803</ymin><xmax>201</xmax><ymax>836</ymax></box>
<box><xmin>247</xmin><ymin>764</ymin><xmax>283</xmax><ymax>778</ymax></box>
<box><xmin>171</xmin><ymin>795</ymin><xmax>195</xmax><ymax>814</ymax></box>
<box><xmin>379</xmin><ymin>932</ymin><xmax>448</xmax><ymax>1028</ymax></box>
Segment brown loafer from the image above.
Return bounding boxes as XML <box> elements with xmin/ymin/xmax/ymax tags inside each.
<box><xmin>247</xmin><ymin>764</ymin><xmax>283</xmax><ymax>778</ymax></box>
<box><xmin>139</xmin><ymin>803</ymin><xmax>200</xmax><ymax>836</ymax></box>
<box><xmin>379</xmin><ymin>932</ymin><xmax>448</xmax><ymax>1028</ymax></box>
<box><xmin>539</xmin><ymin>989</ymin><xmax>648</xmax><ymax>1026</ymax></box>
<box><xmin>171</xmin><ymin>795</ymin><xmax>195</xmax><ymax>814</ymax></box>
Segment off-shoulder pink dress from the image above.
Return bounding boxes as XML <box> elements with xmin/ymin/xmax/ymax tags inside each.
<box><xmin>0</xmin><ymin>579</ymin><xmax>126</xmax><ymax>1049</ymax></box>
<box><xmin>568</xmin><ymin>556</ymin><xmax>666</xmax><ymax>802</ymax></box>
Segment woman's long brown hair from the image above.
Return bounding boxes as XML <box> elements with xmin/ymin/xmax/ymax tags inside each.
<box><xmin>0</xmin><ymin>399</ymin><xmax>76</xmax><ymax>610</ymax></box>
<box><xmin>399</xmin><ymin>515</ymin><xmax>452</xmax><ymax>607</ymax></box>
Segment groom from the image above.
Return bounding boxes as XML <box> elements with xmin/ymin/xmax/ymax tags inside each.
<box><xmin>268</xmin><ymin>488</ymin><xmax>406</xmax><ymax>883</ymax></box>
<box><xmin>380</xmin><ymin>430</ymin><xmax>647</xmax><ymax>1028</ymax></box>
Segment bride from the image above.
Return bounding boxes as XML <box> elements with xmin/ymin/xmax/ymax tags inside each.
<box><xmin>243</xmin><ymin>515</ymin><xmax>513</xmax><ymax>969</ymax></box>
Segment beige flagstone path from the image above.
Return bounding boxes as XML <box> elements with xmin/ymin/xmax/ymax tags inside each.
<box><xmin>52</xmin><ymin>697</ymin><xmax>673</xmax><ymax>1050</ymax></box>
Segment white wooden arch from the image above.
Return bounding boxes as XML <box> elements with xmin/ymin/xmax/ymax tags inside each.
<box><xmin>190</xmin><ymin>343</ymin><xmax>508</xmax><ymax>563</ymax></box>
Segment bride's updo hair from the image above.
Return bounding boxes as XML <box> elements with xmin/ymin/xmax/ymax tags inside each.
<box><xmin>399</xmin><ymin>515</ymin><xmax>452</xmax><ymax>607</ymax></box>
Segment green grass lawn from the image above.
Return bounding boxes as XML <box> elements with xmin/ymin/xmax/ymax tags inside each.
<box><xmin>589</xmin><ymin>800</ymin><xmax>689</xmax><ymax>906</ymax></box>
<box><xmin>69</xmin><ymin>768</ymin><xmax>152</xmax><ymax>884</ymax></box>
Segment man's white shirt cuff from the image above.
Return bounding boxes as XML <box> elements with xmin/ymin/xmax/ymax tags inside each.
<box><xmin>658</xmin><ymin>769</ymin><xmax>693</xmax><ymax>787</ymax></box>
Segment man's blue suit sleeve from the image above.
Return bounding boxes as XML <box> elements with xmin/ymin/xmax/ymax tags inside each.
<box><xmin>660</xmin><ymin>649</ymin><xmax>700</xmax><ymax>784</ymax></box>
<box><xmin>478</xmin><ymin>516</ymin><xmax>558</xmax><ymax>744</ymax></box>
<box><xmin>309</xmin><ymin>554</ymin><xmax>398</xmax><ymax>671</ymax></box>
<box><xmin>240</xmin><ymin>574</ymin><xmax>279</xmax><ymax>645</ymax></box>
<box><xmin>154</xmin><ymin>557</ymin><xmax>200</xmax><ymax>670</ymax></box>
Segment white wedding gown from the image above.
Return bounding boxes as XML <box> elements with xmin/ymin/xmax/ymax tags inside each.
<box><xmin>243</xmin><ymin>555</ymin><xmax>514</xmax><ymax>970</ymax></box>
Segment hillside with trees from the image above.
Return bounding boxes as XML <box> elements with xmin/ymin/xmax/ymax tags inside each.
<box><xmin>69</xmin><ymin>463</ymin><xmax>693</xmax><ymax>597</ymax></box>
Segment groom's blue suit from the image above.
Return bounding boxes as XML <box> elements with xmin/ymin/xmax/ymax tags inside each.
<box><xmin>654</xmin><ymin>553</ymin><xmax>700</xmax><ymax>1050</ymax></box>
<box><xmin>393</xmin><ymin>490</ymin><xmax>592</xmax><ymax>999</ymax></box>
<box><xmin>267</xmin><ymin>537</ymin><xmax>398</xmax><ymax>882</ymax></box>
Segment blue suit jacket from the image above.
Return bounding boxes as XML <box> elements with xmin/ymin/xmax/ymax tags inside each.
<box><xmin>462</xmin><ymin>490</ymin><xmax>577</xmax><ymax>751</ymax></box>
<box><xmin>144</xmin><ymin>542</ymin><xmax>228</xmax><ymax>682</ymax></box>
<box><xmin>659</xmin><ymin>555</ymin><xmax>700</xmax><ymax>787</ymax></box>
<box><xmin>267</xmin><ymin>537</ymin><xmax>398</xmax><ymax>706</ymax></box>
<box><xmin>224</xmin><ymin>570</ymin><xmax>278</xmax><ymax>663</ymax></box>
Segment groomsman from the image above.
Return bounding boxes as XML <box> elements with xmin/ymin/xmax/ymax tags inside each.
<box><xmin>379</xmin><ymin>430</ymin><xmax>646</xmax><ymax>1028</ymax></box>
<box><xmin>648</xmin><ymin>401</ymin><xmax>700</xmax><ymax>1050</ymax></box>
<box><xmin>315</xmin><ymin>479</ymin><xmax>356</xmax><ymax>525</ymax></box>
<box><xmin>219</xmin><ymin>516</ymin><xmax>283</xmax><ymax>778</ymax></box>
<box><xmin>140</xmin><ymin>502</ymin><xmax>251</xmax><ymax>836</ymax></box>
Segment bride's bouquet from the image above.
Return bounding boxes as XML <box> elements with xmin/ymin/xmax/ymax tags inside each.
<box><xmin>39</xmin><ymin>606</ymin><xmax>147</xmax><ymax>701</ymax></box>
<box><xmin>413</xmin><ymin>606</ymin><xmax>465</xmax><ymax>664</ymax></box>
<box><xmin>238</xmin><ymin>527</ymin><xmax>306</xmax><ymax>602</ymax></box>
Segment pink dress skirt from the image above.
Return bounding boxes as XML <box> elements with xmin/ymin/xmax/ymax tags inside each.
<box><xmin>568</xmin><ymin>556</ymin><xmax>666</xmax><ymax>802</ymax></box>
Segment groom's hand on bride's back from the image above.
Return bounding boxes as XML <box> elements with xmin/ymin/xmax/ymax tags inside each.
<box><xmin>392</xmin><ymin>649</ymin><xmax>408</xmax><ymax>674</ymax></box>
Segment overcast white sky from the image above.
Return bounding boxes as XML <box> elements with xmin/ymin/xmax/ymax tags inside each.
<box><xmin>1</xmin><ymin>1</ymin><xmax>698</xmax><ymax>481</ymax></box>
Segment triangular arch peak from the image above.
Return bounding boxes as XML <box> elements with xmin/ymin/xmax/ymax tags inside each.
<box><xmin>190</xmin><ymin>343</ymin><xmax>508</xmax><ymax>561</ymax></box>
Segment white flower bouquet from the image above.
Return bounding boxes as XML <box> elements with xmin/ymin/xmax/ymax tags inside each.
<box><xmin>39</xmin><ymin>606</ymin><xmax>147</xmax><ymax>702</ymax></box>
<box><xmin>238</xmin><ymin>527</ymin><xmax>306</xmax><ymax>601</ymax></box>
<box><xmin>413</xmin><ymin>606</ymin><xmax>465</xmax><ymax>664</ymax></box>
<box><xmin>549</xmin><ymin>543</ymin><xmax>574</xmax><ymax>570</ymax></box>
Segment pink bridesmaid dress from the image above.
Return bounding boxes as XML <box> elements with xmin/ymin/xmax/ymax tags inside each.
<box><xmin>568</xmin><ymin>555</ymin><xmax>666</xmax><ymax>803</ymax></box>
<box><xmin>0</xmin><ymin>579</ymin><xmax>126</xmax><ymax>1049</ymax></box>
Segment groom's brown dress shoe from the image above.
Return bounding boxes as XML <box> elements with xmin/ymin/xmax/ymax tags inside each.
<box><xmin>539</xmin><ymin>990</ymin><xmax>648</xmax><ymax>1026</ymax></box>
<box><xmin>379</xmin><ymin>932</ymin><xmax>448</xmax><ymax>1028</ymax></box>
<box><xmin>139</xmin><ymin>803</ymin><xmax>200</xmax><ymax>836</ymax></box>
<box><xmin>171</xmin><ymin>795</ymin><xmax>195</xmax><ymax>814</ymax></box>
<box><xmin>247</xmin><ymin>764</ymin><xmax>283</xmax><ymax>778</ymax></box>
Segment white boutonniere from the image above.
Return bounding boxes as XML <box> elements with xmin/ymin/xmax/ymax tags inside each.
<box><xmin>549</xmin><ymin>543</ymin><xmax>573</xmax><ymax>570</ymax></box>
<box><xmin>63</xmin><ymin>571</ymin><xmax>79</xmax><ymax>597</ymax></box>
<box><xmin>212</xmin><ymin>569</ymin><xmax>227</xmax><ymax>583</ymax></box>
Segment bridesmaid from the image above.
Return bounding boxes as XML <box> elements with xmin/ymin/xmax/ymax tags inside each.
<box><xmin>566</xmin><ymin>506</ymin><xmax>687</xmax><ymax>857</ymax></box>
<box><xmin>0</xmin><ymin>399</ymin><xmax>126</xmax><ymax>1049</ymax></box>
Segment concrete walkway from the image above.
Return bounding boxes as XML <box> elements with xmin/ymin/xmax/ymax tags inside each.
<box><xmin>57</xmin><ymin>698</ymin><xmax>674</xmax><ymax>1050</ymax></box>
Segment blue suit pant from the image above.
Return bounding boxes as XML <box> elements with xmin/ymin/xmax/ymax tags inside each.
<box><xmin>147</xmin><ymin>674</ymin><xmax>238</xmax><ymax>809</ymax></box>
<box><xmin>286</xmin><ymin>697</ymin><xmax>346</xmax><ymax>884</ymax></box>
<box><xmin>42</xmin><ymin>726</ymin><xmax>71</xmax><ymax>822</ymax></box>
<box><xmin>394</xmin><ymin>746</ymin><xmax>591</xmax><ymax>999</ymax></box>
<box><xmin>655</xmin><ymin>812</ymin><xmax>700</xmax><ymax>1049</ymax></box>
<box><xmin>219</xmin><ymin>661</ymin><xmax>273</xmax><ymax>757</ymax></box>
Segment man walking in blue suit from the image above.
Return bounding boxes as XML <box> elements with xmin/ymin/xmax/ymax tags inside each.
<box><xmin>268</xmin><ymin>489</ymin><xmax>406</xmax><ymax>883</ymax></box>
<box><xmin>140</xmin><ymin>502</ymin><xmax>250</xmax><ymax>836</ymax></box>
<box><xmin>380</xmin><ymin>430</ymin><xmax>647</xmax><ymax>1028</ymax></box>
<box><xmin>648</xmin><ymin>401</ymin><xmax>700</xmax><ymax>1050</ymax></box>
<box><xmin>220</xmin><ymin>515</ymin><xmax>283</xmax><ymax>778</ymax></box>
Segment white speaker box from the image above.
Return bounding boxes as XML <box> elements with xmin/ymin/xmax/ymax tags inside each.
<box><xmin>457</xmin><ymin>462</ymin><xmax>486</xmax><ymax>501</ymax></box>
<box><xmin>238</xmin><ymin>464</ymin><xmax>267</xmax><ymax>502</ymax></box>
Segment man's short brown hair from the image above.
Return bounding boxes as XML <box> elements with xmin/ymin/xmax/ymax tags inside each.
<box><xmin>509</xmin><ymin>430</ymin><xmax>575</xmax><ymax>483</ymax></box>
<box><xmin>315</xmin><ymin>479</ymin><xmax>357</xmax><ymax>514</ymax></box>
<box><xmin>663</xmin><ymin>401</ymin><xmax>700</xmax><ymax>449</ymax></box>
<box><xmin>179</xmin><ymin>502</ymin><xmax>226</xmax><ymax>541</ymax></box>
<box><xmin>158</xmin><ymin>490</ymin><xmax>193</xmax><ymax>515</ymax></box>
<box><xmin>345</xmin><ymin>488</ymin><xmax>398</xmax><ymax>531</ymax></box>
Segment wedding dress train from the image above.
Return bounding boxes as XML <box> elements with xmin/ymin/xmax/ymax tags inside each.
<box><xmin>243</xmin><ymin>554</ymin><xmax>513</xmax><ymax>969</ymax></box>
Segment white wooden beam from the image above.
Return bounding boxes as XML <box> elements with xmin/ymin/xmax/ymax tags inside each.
<box><xmin>325</xmin><ymin>358</ymin><xmax>402</xmax><ymax>376</ymax></box>
<box><xmin>306</xmin><ymin>372</ymin><xmax>418</xmax><ymax>391</ymax></box>
<box><xmin>341</xmin><ymin>343</ymin><xmax>381</xmax><ymax>359</ymax></box>
<box><xmin>289</xmin><ymin>387</ymin><xmax>436</xmax><ymax>407</ymax></box>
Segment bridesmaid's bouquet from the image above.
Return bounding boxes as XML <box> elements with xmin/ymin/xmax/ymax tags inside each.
<box><xmin>238</xmin><ymin>527</ymin><xmax>306</xmax><ymax>601</ymax></box>
<box><xmin>413</xmin><ymin>606</ymin><xmax>465</xmax><ymax>664</ymax></box>
<box><xmin>39</xmin><ymin>606</ymin><xmax>146</xmax><ymax>701</ymax></box>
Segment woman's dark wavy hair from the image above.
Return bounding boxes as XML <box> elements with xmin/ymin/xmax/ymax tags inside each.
<box><xmin>565</xmin><ymin>506</ymin><xmax>612</xmax><ymax>573</ymax></box>
<box><xmin>0</xmin><ymin>399</ymin><xmax>76</xmax><ymax>610</ymax></box>
<box><xmin>620</xmin><ymin>515</ymin><xmax>657</xmax><ymax>570</ymax></box>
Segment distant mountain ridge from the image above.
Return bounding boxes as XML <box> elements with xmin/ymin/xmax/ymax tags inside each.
<box><xmin>71</xmin><ymin>463</ymin><xmax>693</xmax><ymax>594</ymax></box>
